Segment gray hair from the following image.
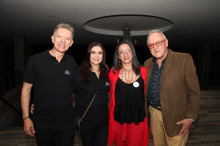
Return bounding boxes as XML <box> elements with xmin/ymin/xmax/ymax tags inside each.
<box><xmin>147</xmin><ymin>29</ymin><xmax>167</xmax><ymax>43</ymax></box>
<box><xmin>53</xmin><ymin>23</ymin><xmax>74</xmax><ymax>40</ymax></box>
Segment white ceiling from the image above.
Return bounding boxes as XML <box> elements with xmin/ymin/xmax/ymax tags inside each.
<box><xmin>0</xmin><ymin>0</ymin><xmax>220</xmax><ymax>48</ymax></box>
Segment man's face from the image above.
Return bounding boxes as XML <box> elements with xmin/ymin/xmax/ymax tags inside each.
<box><xmin>51</xmin><ymin>28</ymin><xmax>74</xmax><ymax>53</ymax></box>
<box><xmin>147</xmin><ymin>32</ymin><xmax>168</xmax><ymax>61</ymax></box>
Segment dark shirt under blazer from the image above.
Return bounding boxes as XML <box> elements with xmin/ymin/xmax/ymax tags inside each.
<box><xmin>148</xmin><ymin>58</ymin><xmax>166</xmax><ymax>107</ymax></box>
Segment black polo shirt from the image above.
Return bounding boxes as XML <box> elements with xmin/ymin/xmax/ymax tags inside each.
<box><xmin>23</xmin><ymin>49</ymin><xmax>79</xmax><ymax>127</ymax></box>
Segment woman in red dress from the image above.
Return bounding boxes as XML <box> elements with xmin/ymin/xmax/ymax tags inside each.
<box><xmin>108</xmin><ymin>41</ymin><xmax>149</xmax><ymax>146</ymax></box>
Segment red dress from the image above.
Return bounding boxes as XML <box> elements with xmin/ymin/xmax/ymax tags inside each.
<box><xmin>108</xmin><ymin>66</ymin><xmax>149</xmax><ymax>146</ymax></box>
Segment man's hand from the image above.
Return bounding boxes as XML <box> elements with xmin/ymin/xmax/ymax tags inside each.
<box><xmin>176</xmin><ymin>118</ymin><xmax>193</xmax><ymax>137</ymax></box>
<box><xmin>23</xmin><ymin>118</ymin><xmax>35</xmax><ymax>136</ymax></box>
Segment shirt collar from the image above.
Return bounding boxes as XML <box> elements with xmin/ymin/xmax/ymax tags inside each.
<box><xmin>44</xmin><ymin>49</ymin><xmax>67</xmax><ymax>62</ymax></box>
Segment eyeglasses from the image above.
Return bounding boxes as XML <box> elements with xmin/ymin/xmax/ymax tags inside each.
<box><xmin>147</xmin><ymin>39</ymin><xmax>166</xmax><ymax>49</ymax></box>
<box><xmin>118</xmin><ymin>49</ymin><xmax>131</xmax><ymax>55</ymax></box>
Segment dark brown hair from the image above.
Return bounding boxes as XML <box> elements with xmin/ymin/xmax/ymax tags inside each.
<box><xmin>113</xmin><ymin>41</ymin><xmax>141</xmax><ymax>75</ymax></box>
<box><xmin>79</xmin><ymin>42</ymin><xmax>109</xmax><ymax>83</ymax></box>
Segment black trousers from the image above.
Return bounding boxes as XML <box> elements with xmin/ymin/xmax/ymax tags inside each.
<box><xmin>34</xmin><ymin>121</ymin><xmax>76</xmax><ymax>146</ymax></box>
<box><xmin>80</xmin><ymin>122</ymin><xmax>108</xmax><ymax>146</ymax></box>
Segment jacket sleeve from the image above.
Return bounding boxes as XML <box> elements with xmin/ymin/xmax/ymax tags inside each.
<box><xmin>184</xmin><ymin>54</ymin><xmax>200</xmax><ymax>121</ymax></box>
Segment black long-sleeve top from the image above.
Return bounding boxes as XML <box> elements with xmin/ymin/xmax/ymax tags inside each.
<box><xmin>75</xmin><ymin>71</ymin><xmax>110</xmax><ymax>129</ymax></box>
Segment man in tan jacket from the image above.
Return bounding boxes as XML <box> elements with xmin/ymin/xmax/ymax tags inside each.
<box><xmin>144</xmin><ymin>30</ymin><xmax>200</xmax><ymax>146</ymax></box>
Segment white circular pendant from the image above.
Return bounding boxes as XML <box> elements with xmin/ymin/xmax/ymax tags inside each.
<box><xmin>133</xmin><ymin>81</ymin><xmax>139</xmax><ymax>88</ymax></box>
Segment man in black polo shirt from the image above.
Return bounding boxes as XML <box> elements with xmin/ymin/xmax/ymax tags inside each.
<box><xmin>21</xmin><ymin>23</ymin><xmax>78</xmax><ymax>146</ymax></box>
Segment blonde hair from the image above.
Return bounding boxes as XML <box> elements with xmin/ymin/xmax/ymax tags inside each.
<box><xmin>53</xmin><ymin>23</ymin><xmax>74</xmax><ymax>39</ymax></box>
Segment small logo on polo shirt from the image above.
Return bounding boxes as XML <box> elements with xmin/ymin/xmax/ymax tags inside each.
<box><xmin>65</xmin><ymin>70</ymin><xmax>71</xmax><ymax>75</ymax></box>
<box><xmin>105</xmin><ymin>81</ymin><xmax>110</xmax><ymax>86</ymax></box>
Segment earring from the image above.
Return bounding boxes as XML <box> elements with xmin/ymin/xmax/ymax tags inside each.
<box><xmin>118</xmin><ymin>58</ymin><xmax>121</xmax><ymax>64</ymax></box>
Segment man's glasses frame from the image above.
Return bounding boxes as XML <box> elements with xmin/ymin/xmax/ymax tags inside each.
<box><xmin>147</xmin><ymin>39</ymin><xmax>166</xmax><ymax>49</ymax></box>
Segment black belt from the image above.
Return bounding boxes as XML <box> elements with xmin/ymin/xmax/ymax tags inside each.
<box><xmin>150</xmin><ymin>105</ymin><xmax>162</xmax><ymax>111</ymax></box>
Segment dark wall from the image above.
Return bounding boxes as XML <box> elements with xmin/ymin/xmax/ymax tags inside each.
<box><xmin>0</xmin><ymin>44</ymin><xmax>14</xmax><ymax>76</ymax></box>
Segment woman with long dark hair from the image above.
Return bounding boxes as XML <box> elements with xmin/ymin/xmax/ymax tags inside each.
<box><xmin>75</xmin><ymin>42</ymin><xmax>110</xmax><ymax>146</ymax></box>
<box><xmin>108</xmin><ymin>41</ymin><xmax>149</xmax><ymax>146</ymax></box>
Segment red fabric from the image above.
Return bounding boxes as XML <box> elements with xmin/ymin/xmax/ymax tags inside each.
<box><xmin>108</xmin><ymin>67</ymin><xmax>149</xmax><ymax>146</ymax></box>
<box><xmin>114</xmin><ymin>118</ymin><xmax>147</xmax><ymax>146</ymax></box>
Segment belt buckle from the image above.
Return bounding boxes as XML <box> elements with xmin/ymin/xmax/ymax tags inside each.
<box><xmin>151</xmin><ymin>105</ymin><xmax>161</xmax><ymax>111</ymax></box>
<box><xmin>155</xmin><ymin>106</ymin><xmax>161</xmax><ymax>111</ymax></box>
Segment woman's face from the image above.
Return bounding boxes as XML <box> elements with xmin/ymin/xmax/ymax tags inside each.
<box><xmin>118</xmin><ymin>44</ymin><xmax>133</xmax><ymax>65</ymax></box>
<box><xmin>90</xmin><ymin>46</ymin><xmax>103</xmax><ymax>66</ymax></box>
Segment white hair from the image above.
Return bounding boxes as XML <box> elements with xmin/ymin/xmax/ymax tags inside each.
<box><xmin>147</xmin><ymin>29</ymin><xmax>167</xmax><ymax>43</ymax></box>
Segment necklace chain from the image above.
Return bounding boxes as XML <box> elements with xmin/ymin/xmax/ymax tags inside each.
<box><xmin>123</xmin><ymin>68</ymin><xmax>133</xmax><ymax>71</ymax></box>
<box><xmin>121</xmin><ymin>69</ymin><xmax>134</xmax><ymax>83</ymax></box>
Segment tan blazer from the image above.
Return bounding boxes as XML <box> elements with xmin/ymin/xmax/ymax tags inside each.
<box><xmin>144</xmin><ymin>49</ymin><xmax>200</xmax><ymax>137</ymax></box>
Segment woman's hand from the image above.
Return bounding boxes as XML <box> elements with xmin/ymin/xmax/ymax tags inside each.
<box><xmin>30</xmin><ymin>104</ymin><xmax>34</xmax><ymax>114</ymax></box>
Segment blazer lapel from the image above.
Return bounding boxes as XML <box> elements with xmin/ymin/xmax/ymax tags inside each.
<box><xmin>161</xmin><ymin>49</ymin><xmax>175</xmax><ymax>81</ymax></box>
<box><xmin>146</xmin><ymin>58</ymin><xmax>154</xmax><ymax>84</ymax></box>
